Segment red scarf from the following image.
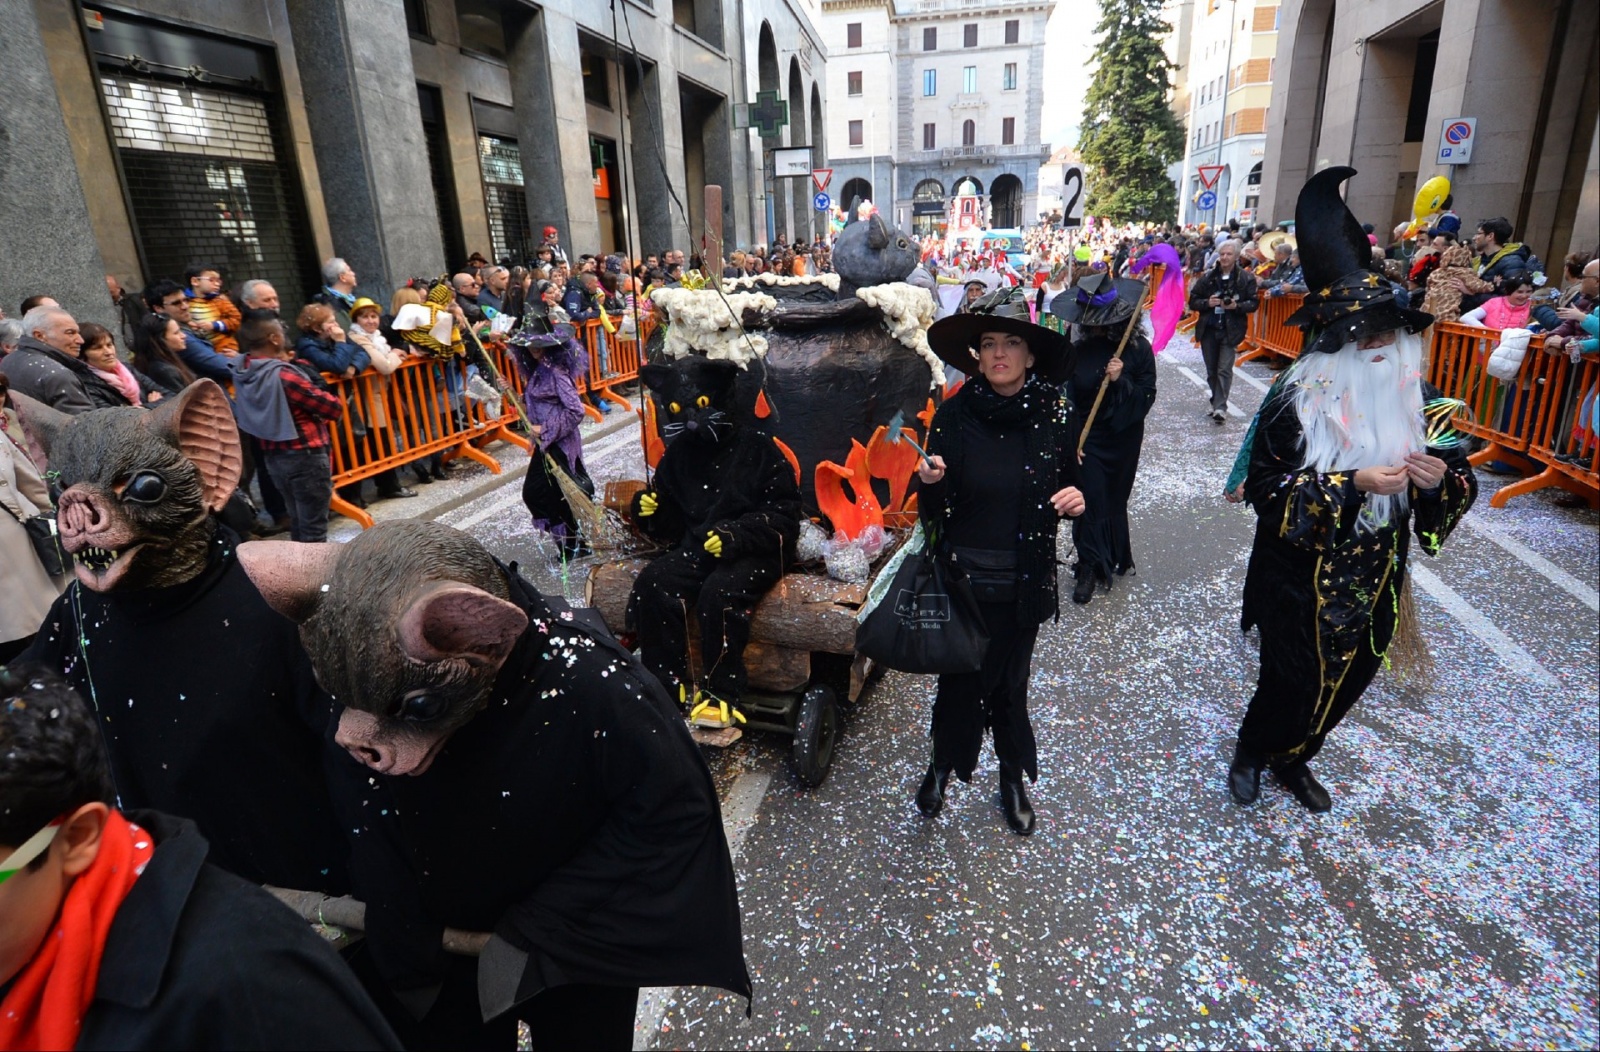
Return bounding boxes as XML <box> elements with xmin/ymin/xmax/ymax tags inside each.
<box><xmin>0</xmin><ymin>811</ymin><xmax>153</xmax><ymax>1051</ymax></box>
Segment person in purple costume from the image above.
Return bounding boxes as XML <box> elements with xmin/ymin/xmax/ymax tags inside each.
<box><xmin>510</xmin><ymin>303</ymin><xmax>594</xmax><ymax>560</ymax></box>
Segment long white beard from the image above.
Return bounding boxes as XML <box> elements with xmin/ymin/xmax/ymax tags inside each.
<box><xmin>1283</xmin><ymin>331</ymin><xmax>1426</xmax><ymax>532</ymax></box>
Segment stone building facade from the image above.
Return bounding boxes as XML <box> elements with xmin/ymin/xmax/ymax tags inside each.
<box><xmin>1260</xmin><ymin>0</ymin><xmax>1597</xmax><ymax>263</ymax></box>
<box><xmin>820</xmin><ymin>0</ymin><xmax>1054</xmax><ymax>241</ymax></box>
<box><xmin>1171</xmin><ymin>0</ymin><xmax>1279</xmax><ymax>228</ymax></box>
<box><xmin>1</xmin><ymin>0</ymin><xmax>825</xmax><ymax>323</ymax></box>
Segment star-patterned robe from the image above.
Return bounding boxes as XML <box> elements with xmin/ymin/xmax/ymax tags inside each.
<box><xmin>1236</xmin><ymin>381</ymin><xmax>1476</xmax><ymax>764</ymax></box>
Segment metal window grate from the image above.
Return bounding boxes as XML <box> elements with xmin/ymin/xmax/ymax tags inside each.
<box><xmin>101</xmin><ymin>73</ymin><xmax>312</xmax><ymax>301</ymax></box>
<box><xmin>478</xmin><ymin>135</ymin><xmax>532</xmax><ymax>264</ymax></box>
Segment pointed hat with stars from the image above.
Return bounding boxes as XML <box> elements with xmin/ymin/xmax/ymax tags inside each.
<box><xmin>1284</xmin><ymin>166</ymin><xmax>1434</xmax><ymax>354</ymax></box>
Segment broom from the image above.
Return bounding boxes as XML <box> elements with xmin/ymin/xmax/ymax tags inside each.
<box><xmin>458</xmin><ymin>320</ymin><xmax>612</xmax><ymax>545</ymax></box>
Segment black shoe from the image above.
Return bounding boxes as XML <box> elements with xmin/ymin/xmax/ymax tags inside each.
<box><xmin>377</xmin><ymin>486</ymin><xmax>418</xmax><ymax>500</ymax></box>
<box><xmin>998</xmin><ymin>764</ymin><xmax>1035</xmax><ymax>835</ymax></box>
<box><xmin>915</xmin><ymin>764</ymin><xmax>953</xmax><ymax>817</ymax></box>
<box><xmin>1228</xmin><ymin>742</ymin><xmax>1264</xmax><ymax>805</ymax></box>
<box><xmin>411</xmin><ymin>470</ymin><xmax>433</xmax><ymax>485</ymax></box>
<box><xmin>1276</xmin><ymin>762</ymin><xmax>1332</xmax><ymax>812</ymax></box>
<box><xmin>1072</xmin><ymin>571</ymin><xmax>1096</xmax><ymax>605</ymax></box>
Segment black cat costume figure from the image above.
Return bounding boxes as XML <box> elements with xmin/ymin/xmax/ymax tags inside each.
<box><xmin>627</xmin><ymin>357</ymin><xmax>802</xmax><ymax>728</ymax></box>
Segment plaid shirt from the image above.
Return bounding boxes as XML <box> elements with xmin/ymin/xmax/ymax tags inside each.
<box><xmin>257</xmin><ymin>359</ymin><xmax>344</xmax><ymax>453</ymax></box>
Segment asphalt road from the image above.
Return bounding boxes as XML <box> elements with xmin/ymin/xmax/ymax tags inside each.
<box><xmin>434</xmin><ymin>336</ymin><xmax>1599</xmax><ymax>1051</ymax></box>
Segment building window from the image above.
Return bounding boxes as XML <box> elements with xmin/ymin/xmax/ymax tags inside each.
<box><xmin>581</xmin><ymin>51</ymin><xmax>611</xmax><ymax>109</ymax></box>
<box><xmin>923</xmin><ymin>122</ymin><xmax>936</xmax><ymax>150</ymax></box>
<box><xmin>847</xmin><ymin>22</ymin><xmax>862</xmax><ymax>48</ymax></box>
<box><xmin>963</xmin><ymin>23</ymin><xmax>978</xmax><ymax>47</ymax></box>
<box><xmin>1002</xmin><ymin>116</ymin><xmax>1015</xmax><ymax>145</ymax></box>
<box><xmin>403</xmin><ymin>0</ymin><xmax>430</xmax><ymax>38</ymax></box>
<box><xmin>456</xmin><ymin>0</ymin><xmax>506</xmax><ymax>60</ymax></box>
<box><xmin>1002</xmin><ymin>63</ymin><xmax>1017</xmax><ymax>90</ymax></box>
<box><xmin>963</xmin><ymin>66</ymin><xmax>976</xmax><ymax>93</ymax></box>
<box><xmin>923</xmin><ymin>26</ymin><xmax>936</xmax><ymax>50</ymax></box>
<box><xmin>1004</xmin><ymin>19</ymin><xmax>1019</xmax><ymax>44</ymax></box>
<box><xmin>849</xmin><ymin>120</ymin><xmax>863</xmax><ymax>147</ymax></box>
<box><xmin>477</xmin><ymin>134</ymin><xmax>532</xmax><ymax>264</ymax></box>
<box><xmin>923</xmin><ymin>69</ymin><xmax>937</xmax><ymax>96</ymax></box>
<box><xmin>848</xmin><ymin>71</ymin><xmax>863</xmax><ymax>96</ymax></box>
<box><xmin>962</xmin><ymin>119</ymin><xmax>975</xmax><ymax>146</ymax></box>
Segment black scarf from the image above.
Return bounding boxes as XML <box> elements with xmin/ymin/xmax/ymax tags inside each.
<box><xmin>932</xmin><ymin>373</ymin><xmax>1064</xmax><ymax>624</ymax></box>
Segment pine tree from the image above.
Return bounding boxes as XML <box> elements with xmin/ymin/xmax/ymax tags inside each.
<box><xmin>1077</xmin><ymin>0</ymin><xmax>1185</xmax><ymax>225</ymax></box>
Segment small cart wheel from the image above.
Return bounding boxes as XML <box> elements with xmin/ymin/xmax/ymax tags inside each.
<box><xmin>791</xmin><ymin>684</ymin><xmax>840</xmax><ymax>788</ymax></box>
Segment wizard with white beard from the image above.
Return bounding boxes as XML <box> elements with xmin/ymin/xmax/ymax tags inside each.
<box><xmin>1228</xmin><ymin>166</ymin><xmax>1477</xmax><ymax>812</ymax></box>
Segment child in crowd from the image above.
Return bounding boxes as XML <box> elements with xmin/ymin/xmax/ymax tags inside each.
<box><xmin>182</xmin><ymin>264</ymin><xmax>241</xmax><ymax>354</ymax></box>
<box><xmin>1459</xmin><ymin>271</ymin><xmax>1535</xmax><ymax>330</ymax></box>
<box><xmin>0</xmin><ymin>665</ymin><xmax>400</xmax><ymax>1050</ymax></box>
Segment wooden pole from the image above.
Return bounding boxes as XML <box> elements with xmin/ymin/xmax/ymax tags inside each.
<box><xmin>1075</xmin><ymin>270</ymin><xmax>1154</xmax><ymax>458</ymax></box>
<box><xmin>704</xmin><ymin>184</ymin><xmax>725</xmax><ymax>276</ymax></box>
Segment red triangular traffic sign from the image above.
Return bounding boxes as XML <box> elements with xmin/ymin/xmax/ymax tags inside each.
<box><xmin>1197</xmin><ymin>164</ymin><xmax>1225</xmax><ymax>189</ymax></box>
<box><xmin>812</xmin><ymin>168</ymin><xmax>833</xmax><ymax>193</ymax></box>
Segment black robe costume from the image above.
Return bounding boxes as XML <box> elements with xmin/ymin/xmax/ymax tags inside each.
<box><xmin>919</xmin><ymin>375</ymin><xmax>1081</xmax><ymax>781</ymax></box>
<box><xmin>77</xmin><ymin>811</ymin><xmax>399</xmax><ymax>1050</ymax></box>
<box><xmin>627</xmin><ymin>421</ymin><xmax>801</xmax><ymax>702</ymax></box>
<box><xmin>341</xmin><ymin>565</ymin><xmax>750</xmax><ymax>1048</ymax></box>
<box><xmin>1236</xmin><ymin>383</ymin><xmax>1476</xmax><ymax>764</ymax></box>
<box><xmin>1065</xmin><ymin>332</ymin><xmax>1158</xmax><ymax>582</ymax></box>
<box><xmin>23</xmin><ymin>526</ymin><xmax>351</xmax><ymax>895</ymax></box>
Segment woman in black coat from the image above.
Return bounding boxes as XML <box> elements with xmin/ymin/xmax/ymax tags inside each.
<box><xmin>913</xmin><ymin>288</ymin><xmax>1085</xmax><ymax>835</ymax></box>
<box><xmin>1051</xmin><ymin>273</ymin><xmax>1158</xmax><ymax>603</ymax></box>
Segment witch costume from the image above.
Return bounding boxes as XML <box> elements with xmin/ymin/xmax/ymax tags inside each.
<box><xmin>1229</xmin><ymin>167</ymin><xmax>1477</xmax><ymax>812</ymax></box>
<box><xmin>509</xmin><ymin>308</ymin><xmax>594</xmax><ymax>557</ymax></box>
<box><xmin>1052</xmin><ymin>274</ymin><xmax>1158</xmax><ymax>604</ymax></box>
<box><xmin>915</xmin><ymin>288</ymin><xmax>1081</xmax><ymax>835</ymax></box>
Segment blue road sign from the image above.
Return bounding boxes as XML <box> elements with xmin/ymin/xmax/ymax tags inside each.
<box><xmin>1197</xmin><ymin>190</ymin><xmax>1218</xmax><ymax>211</ymax></box>
<box><xmin>814</xmin><ymin>192</ymin><xmax>831</xmax><ymax>212</ymax></box>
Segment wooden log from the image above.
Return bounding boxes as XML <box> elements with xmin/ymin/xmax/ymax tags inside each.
<box><xmin>693</xmin><ymin>641</ymin><xmax>810</xmax><ymax>693</ymax></box>
<box><xmin>266</xmin><ymin>887</ymin><xmax>490</xmax><ymax>956</ymax></box>
<box><xmin>586</xmin><ymin>560</ymin><xmax>865</xmax><ymax>655</ymax></box>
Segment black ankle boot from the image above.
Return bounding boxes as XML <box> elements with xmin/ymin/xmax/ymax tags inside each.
<box><xmin>1228</xmin><ymin>742</ymin><xmax>1264</xmax><ymax>805</ymax></box>
<box><xmin>1275</xmin><ymin>762</ymin><xmax>1332</xmax><ymax>812</ymax></box>
<box><xmin>1072</xmin><ymin>569</ymin><xmax>1096</xmax><ymax>605</ymax></box>
<box><xmin>915</xmin><ymin>764</ymin><xmax>953</xmax><ymax>817</ymax></box>
<box><xmin>998</xmin><ymin>763</ymin><xmax>1035</xmax><ymax>835</ymax></box>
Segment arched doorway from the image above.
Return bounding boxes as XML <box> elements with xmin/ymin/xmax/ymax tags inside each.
<box><xmin>757</xmin><ymin>23</ymin><xmax>779</xmax><ymax>245</ymax></box>
<box><xmin>839</xmin><ymin>177</ymin><xmax>873</xmax><ymax>210</ymax></box>
<box><xmin>953</xmin><ymin>175</ymin><xmax>983</xmax><ymax>196</ymax></box>
<box><xmin>788</xmin><ymin>59</ymin><xmax>809</xmax><ymax>243</ymax></box>
<box><xmin>912</xmin><ymin>178</ymin><xmax>945</xmax><ymax>240</ymax></box>
<box><xmin>990</xmin><ymin>173</ymin><xmax>1022</xmax><ymax>228</ymax></box>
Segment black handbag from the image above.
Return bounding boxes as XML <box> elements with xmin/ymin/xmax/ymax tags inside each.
<box><xmin>22</xmin><ymin>514</ymin><xmax>72</xmax><ymax>577</ymax></box>
<box><xmin>856</xmin><ymin>539</ymin><xmax>989</xmax><ymax>675</ymax></box>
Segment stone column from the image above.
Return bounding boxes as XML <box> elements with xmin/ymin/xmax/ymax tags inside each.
<box><xmin>629</xmin><ymin>64</ymin><xmax>689</xmax><ymax>259</ymax></box>
<box><xmin>284</xmin><ymin>0</ymin><xmax>443</xmax><ymax>296</ymax></box>
<box><xmin>0</xmin><ymin>0</ymin><xmax>115</xmax><ymax>332</ymax></box>
<box><xmin>505</xmin><ymin>6</ymin><xmax>601</xmax><ymax>257</ymax></box>
<box><xmin>1418</xmin><ymin>0</ymin><xmax>1560</xmax><ymax>235</ymax></box>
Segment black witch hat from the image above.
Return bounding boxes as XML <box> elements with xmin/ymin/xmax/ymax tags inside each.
<box><xmin>1284</xmin><ymin>166</ymin><xmax>1433</xmax><ymax>354</ymax></box>
<box><xmin>927</xmin><ymin>286</ymin><xmax>1073</xmax><ymax>383</ymax></box>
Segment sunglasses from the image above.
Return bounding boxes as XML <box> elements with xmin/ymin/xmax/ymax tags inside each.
<box><xmin>0</xmin><ymin>821</ymin><xmax>61</xmax><ymax>886</ymax></box>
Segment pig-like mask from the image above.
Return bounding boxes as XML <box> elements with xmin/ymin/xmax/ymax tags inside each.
<box><xmin>238</xmin><ymin>521</ymin><xmax>529</xmax><ymax>777</ymax></box>
<box><xmin>13</xmin><ymin>381</ymin><xmax>242</xmax><ymax>592</ymax></box>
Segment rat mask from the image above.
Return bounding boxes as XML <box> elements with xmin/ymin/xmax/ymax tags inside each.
<box><xmin>12</xmin><ymin>381</ymin><xmax>242</xmax><ymax>591</ymax></box>
<box><xmin>238</xmin><ymin>521</ymin><xmax>529</xmax><ymax>776</ymax></box>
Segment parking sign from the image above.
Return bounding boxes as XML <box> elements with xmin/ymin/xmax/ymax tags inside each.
<box><xmin>1438</xmin><ymin>118</ymin><xmax>1476</xmax><ymax>165</ymax></box>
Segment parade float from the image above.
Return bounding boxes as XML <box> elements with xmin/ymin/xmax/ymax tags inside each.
<box><xmin>587</xmin><ymin>202</ymin><xmax>943</xmax><ymax>784</ymax></box>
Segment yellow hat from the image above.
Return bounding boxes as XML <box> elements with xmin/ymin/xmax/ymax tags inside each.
<box><xmin>349</xmin><ymin>297</ymin><xmax>382</xmax><ymax>318</ymax></box>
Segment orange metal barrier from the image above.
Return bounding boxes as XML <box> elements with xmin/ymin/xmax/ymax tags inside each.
<box><xmin>1236</xmin><ymin>291</ymin><xmax>1304</xmax><ymax>364</ymax></box>
<box><xmin>1427</xmin><ymin>321</ymin><xmax>1599</xmax><ymax>508</ymax></box>
<box><xmin>322</xmin><ymin>350</ymin><xmax>530</xmax><ymax>528</ymax></box>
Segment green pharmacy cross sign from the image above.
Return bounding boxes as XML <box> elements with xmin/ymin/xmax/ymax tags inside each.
<box><xmin>745</xmin><ymin>90</ymin><xmax>789</xmax><ymax>139</ymax></box>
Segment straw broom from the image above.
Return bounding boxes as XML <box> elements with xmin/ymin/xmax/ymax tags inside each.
<box><xmin>1075</xmin><ymin>273</ymin><xmax>1152</xmax><ymax>459</ymax></box>
<box><xmin>458</xmin><ymin>321</ymin><xmax>610</xmax><ymax>543</ymax></box>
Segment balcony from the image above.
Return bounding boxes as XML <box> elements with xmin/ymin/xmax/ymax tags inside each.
<box><xmin>937</xmin><ymin>143</ymin><xmax>1047</xmax><ymax>163</ymax></box>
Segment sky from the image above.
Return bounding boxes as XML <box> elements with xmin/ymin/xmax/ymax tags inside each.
<box><xmin>1040</xmin><ymin>2</ymin><xmax>1101</xmax><ymax>156</ymax></box>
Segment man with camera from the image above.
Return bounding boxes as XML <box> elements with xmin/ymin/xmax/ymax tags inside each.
<box><xmin>1188</xmin><ymin>239</ymin><xmax>1259</xmax><ymax>423</ymax></box>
